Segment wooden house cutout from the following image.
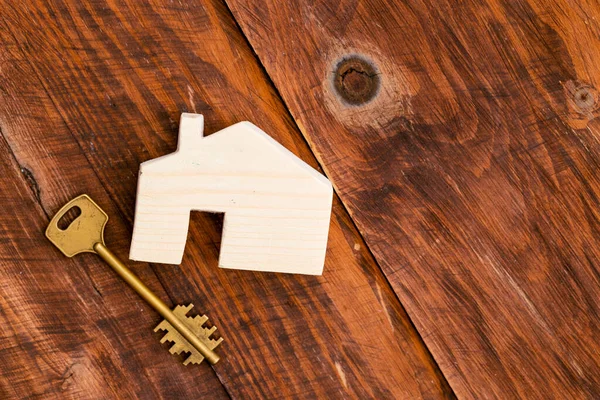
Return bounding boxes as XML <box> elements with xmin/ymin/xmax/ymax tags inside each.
<box><xmin>129</xmin><ymin>113</ymin><xmax>333</xmax><ymax>275</ymax></box>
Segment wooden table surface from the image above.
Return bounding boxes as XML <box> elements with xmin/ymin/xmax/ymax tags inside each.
<box><xmin>0</xmin><ymin>0</ymin><xmax>598</xmax><ymax>398</ymax></box>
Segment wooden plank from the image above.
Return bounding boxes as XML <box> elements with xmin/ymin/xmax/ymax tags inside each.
<box><xmin>0</xmin><ymin>17</ymin><xmax>229</xmax><ymax>400</ymax></box>
<box><xmin>0</xmin><ymin>135</ymin><xmax>231</xmax><ymax>399</ymax></box>
<box><xmin>225</xmin><ymin>0</ymin><xmax>600</xmax><ymax>398</ymax></box>
<box><xmin>0</xmin><ymin>0</ymin><xmax>452</xmax><ymax>398</ymax></box>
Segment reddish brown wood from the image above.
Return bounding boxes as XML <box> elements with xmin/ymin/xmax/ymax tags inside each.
<box><xmin>225</xmin><ymin>0</ymin><xmax>600</xmax><ymax>398</ymax></box>
<box><xmin>0</xmin><ymin>115</ymin><xmax>229</xmax><ymax>399</ymax></box>
<box><xmin>0</xmin><ymin>0</ymin><xmax>452</xmax><ymax>398</ymax></box>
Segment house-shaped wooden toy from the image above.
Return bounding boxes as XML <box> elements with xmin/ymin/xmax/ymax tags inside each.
<box><xmin>129</xmin><ymin>113</ymin><xmax>333</xmax><ymax>275</ymax></box>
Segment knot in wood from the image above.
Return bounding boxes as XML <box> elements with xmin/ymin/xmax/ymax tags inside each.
<box><xmin>562</xmin><ymin>80</ymin><xmax>600</xmax><ymax>129</ymax></box>
<box><xmin>572</xmin><ymin>85</ymin><xmax>598</xmax><ymax>112</ymax></box>
<box><xmin>333</xmin><ymin>56</ymin><xmax>380</xmax><ymax>105</ymax></box>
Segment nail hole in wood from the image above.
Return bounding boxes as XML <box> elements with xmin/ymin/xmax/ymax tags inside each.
<box><xmin>57</xmin><ymin>206</ymin><xmax>81</xmax><ymax>230</ymax></box>
<box><xmin>333</xmin><ymin>55</ymin><xmax>380</xmax><ymax>105</ymax></box>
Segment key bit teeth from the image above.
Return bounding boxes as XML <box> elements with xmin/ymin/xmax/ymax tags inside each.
<box><xmin>154</xmin><ymin>303</ymin><xmax>223</xmax><ymax>365</ymax></box>
<box><xmin>183</xmin><ymin>353</ymin><xmax>204</xmax><ymax>366</ymax></box>
<box><xmin>192</xmin><ymin>315</ymin><xmax>209</xmax><ymax>325</ymax></box>
<box><xmin>169</xmin><ymin>342</ymin><xmax>185</xmax><ymax>355</ymax></box>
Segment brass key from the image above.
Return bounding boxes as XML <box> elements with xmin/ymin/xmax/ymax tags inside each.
<box><xmin>46</xmin><ymin>194</ymin><xmax>223</xmax><ymax>365</ymax></box>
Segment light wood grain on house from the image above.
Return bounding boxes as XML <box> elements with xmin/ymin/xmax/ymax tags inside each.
<box><xmin>130</xmin><ymin>113</ymin><xmax>333</xmax><ymax>275</ymax></box>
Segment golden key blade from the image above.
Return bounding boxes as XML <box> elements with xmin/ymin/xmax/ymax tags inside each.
<box><xmin>46</xmin><ymin>194</ymin><xmax>222</xmax><ymax>365</ymax></box>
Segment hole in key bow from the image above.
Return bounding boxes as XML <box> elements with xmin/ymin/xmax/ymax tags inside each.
<box><xmin>57</xmin><ymin>206</ymin><xmax>81</xmax><ymax>230</ymax></box>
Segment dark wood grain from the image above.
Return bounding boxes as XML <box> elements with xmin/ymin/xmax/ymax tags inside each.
<box><xmin>0</xmin><ymin>0</ymin><xmax>452</xmax><ymax>398</ymax></box>
<box><xmin>225</xmin><ymin>0</ymin><xmax>600</xmax><ymax>398</ymax></box>
<box><xmin>0</xmin><ymin>106</ymin><xmax>230</xmax><ymax>399</ymax></box>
